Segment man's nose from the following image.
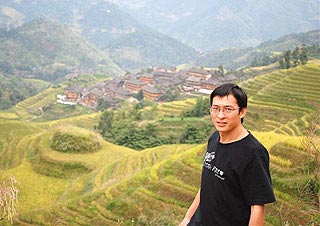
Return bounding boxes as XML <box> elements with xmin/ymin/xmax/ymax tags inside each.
<box><xmin>217</xmin><ymin>109</ymin><xmax>225</xmax><ymax>117</ymax></box>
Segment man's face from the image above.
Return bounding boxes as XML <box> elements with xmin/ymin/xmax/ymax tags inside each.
<box><xmin>210</xmin><ymin>95</ymin><xmax>246</xmax><ymax>134</ymax></box>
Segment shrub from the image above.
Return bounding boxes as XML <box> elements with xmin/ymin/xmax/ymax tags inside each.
<box><xmin>50</xmin><ymin>131</ymin><xmax>101</xmax><ymax>153</ymax></box>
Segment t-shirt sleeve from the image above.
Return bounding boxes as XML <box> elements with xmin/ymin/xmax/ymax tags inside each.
<box><xmin>240</xmin><ymin>148</ymin><xmax>276</xmax><ymax>205</ymax></box>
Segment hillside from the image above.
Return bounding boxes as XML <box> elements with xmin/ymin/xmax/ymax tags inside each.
<box><xmin>0</xmin><ymin>0</ymin><xmax>145</xmax><ymax>46</ymax></box>
<box><xmin>2</xmin><ymin>0</ymin><xmax>319</xmax><ymax>52</ymax></box>
<box><xmin>195</xmin><ymin>30</ymin><xmax>320</xmax><ymax>70</ymax></box>
<box><xmin>0</xmin><ymin>73</ymin><xmax>37</xmax><ymax>110</ymax></box>
<box><xmin>0</xmin><ymin>0</ymin><xmax>199</xmax><ymax>72</ymax></box>
<box><xmin>0</xmin><ymin>62</ymin><xmax>319</xmax><ymax>225</ymax></box>
<box><xmin>107</xmin><ymin>29</ymin><xmax>198</xmax><ymax>71</ymax></box>
<box><xmin>114</xmin><ymin>0</ymin><xmax>320</xmax><ymax>51</ymax></box>
<box><xmin>0</xmin><ymin>19</ymin><xmax>124</xmax><ymax>80</ymax></box>
<box><xmin>1</xmin><ymin>1</ymin><xmax>319</xmax><ymax>72</ymax></box>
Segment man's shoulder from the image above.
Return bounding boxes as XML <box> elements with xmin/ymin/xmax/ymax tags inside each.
<box><xmin>208</xmin><ymin>130</ymin><xmax>219</xmax><ymax>141</ymax></box>
<box><xmin>245</xmin><ymin>133</ymin><xmax>269</xmax><ymax>157</ymax></box>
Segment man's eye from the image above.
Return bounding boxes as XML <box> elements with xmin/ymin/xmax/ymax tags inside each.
<box><xmin>225</xmin><ymin>108</ymin><xmax>233</xmax><ymax>111</ymax></box>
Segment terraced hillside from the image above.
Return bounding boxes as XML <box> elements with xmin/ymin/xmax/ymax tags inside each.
<box><xmin>156</xmin><ymin>99</ymin><xmax>197</xmax><ymax>116</ymax></box>
<box><xmin>0</xmin><ymin>61</ymin><xmax>319</xmax><ymax>225</ymax></box>
<box><xmin>242</xmin><ymin>62</ymin><xmax>319</xmax><ymax>136</ymax></box>
<box><xmin>14</xmin><ymin>86</ymin><xmax>65</xmax><ymax>121</ymax></box>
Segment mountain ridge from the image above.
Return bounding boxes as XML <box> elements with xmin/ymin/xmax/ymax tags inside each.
<box><xmin>0</xmin><ymin>0</ymin><xmax>200</xmax><ymax>72</ymax></box>
<box><xmin>0</xmin><ymin>19</ymin><xmax>124</xmax><ymax>80</ymax></box>
<box><xmin>195</xmin><ymin>29</ymin><xmax>320</xmax><ymax>70</ymax></box>
<box><xmin>114</xmin><ymin>0</ymin><xmax>320</xmax><ymax>51</ymax></box>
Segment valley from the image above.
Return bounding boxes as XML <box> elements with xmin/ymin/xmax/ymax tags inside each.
<box><xmin>0</xmin><ymin>1</ymin><xmax>319</xmax><ymax>224</ymax></box>
<box><xmin>0</xmin><ymin>61</ymin><xmax>319</xmax><ymax>225</ymax></box>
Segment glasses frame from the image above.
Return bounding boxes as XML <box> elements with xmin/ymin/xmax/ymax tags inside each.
<box><xmin>209</xmin><ymin>106</ymin><xmax>241</xmax><ymax>115</ymax></box>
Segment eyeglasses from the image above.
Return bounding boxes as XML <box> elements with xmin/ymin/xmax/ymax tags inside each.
<box><xmin>209</xmin><ymin>106</ymin><xmax>240</xmax><ymax>115</ymax></box>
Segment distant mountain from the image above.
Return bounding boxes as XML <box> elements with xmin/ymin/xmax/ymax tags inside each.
<box><xmin>113</xmin><ymin>0</ymin><xmax>320</xmax><ymax>51</ymax></box>
<box><xmin>0</xmin><ymin>1</ymin><xmax>319</xmax><ymax>72</ymax></box>
<box><xmin>0</xmin><ymin>0</ymin><xmax>199</xmax><ymax>72</ymax></box>
<box><xmin>0</xmin><ymin>0</ymin><xmax>143</xmax><ymax>47</ymax></box>
<box><xmin>107</xmin><ymin>29</ymin><xmax>198</xmax><ymax>71</ymax></box>
<box><xmin>255</xmin><ymin>29</ymin><xmax>320</xmax><ymax>52</ymax></box>
<box><xmin>195</xmin><ymin>30</ymin><xmax>320</xmax><ymax>70</ymax></box>
<box><xmin>0</xmin><ymin>19</ymin><xmax>124</xmax><ymax>80</ymax></box>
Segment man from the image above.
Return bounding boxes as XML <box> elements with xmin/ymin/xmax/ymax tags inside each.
<box><xmin>179</xmin><ymin>83</ymin><xmax>276</xmax><ymax>226</ymax></box>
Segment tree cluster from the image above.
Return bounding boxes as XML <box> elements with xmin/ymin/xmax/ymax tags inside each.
<box><xmin>97</xmin><ymin>110</ymin><xmax>168</xmax><ymax>150</ymax></box>
<box><xmin>0</xmin><ymin>75</ymin><xmax>37</xmax><ymax>110</ymax></box>
<box><xmin>161</xmin><ymin>85</ymin><xmax>180</xmax><ymax>102</ymax></box>
<box><xmin>279</xmin><ymin>46</ymin><xmax>309</xmax><ymax>69</ymax></box>
<box><xmin>182</xmin><ymin>97</ymin><xmax>210</xmax><ymax>117</ymax></box>
<box><xmin>251</xmin><ymin>55</ymin><xmax>279</xmax><ymax>67</ymax></box>
<box><xmin>96</xmin><ymin>100</ymin><xmax>212</xmax><ymax>150</ymax></box>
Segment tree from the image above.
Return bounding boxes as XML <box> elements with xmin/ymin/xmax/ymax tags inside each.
<box><xmin>292</xmin><ymin>47</ymin><xmax>300</xmax><ymax>66</ymax></box>
<box><xmin>97</xmin><ymin>110</ymin><xmax>114</xmax><ymax>136</ymax></box>
<box><xmin>180</xmin><ymin>123</ymin><xmax>203</xmax><ymax>143</ymax></box>
<box><xmin>131</xmin><ymin>104</ymin><xmax>142</xmax><ymax>121</ymax></box>
<box><xmin>279</xmin><ymin>59</ymin><xmax>285</xmax><ymax>69</ymax></box>
<box><xmin>97</xmin><ymin>98</ymin><xmax>110</xmax><ymax>111</ymax></box>
<box><xmin>251</xmin><ymin>57</ymin><xmax>259</xmax><ymax>67</ymax></box>
<box><xmin>0</xmin><ymin>62</ymin><xmax>14</xmax><ymax>74</ymax></box>
<box><xmin>218</xmin><ymin>64</ymin><xmax>224</xmax><ymax>75</ymax></box>
<box><xmin>133</xmin><ymin>90</ymin><xmax>144</xmax><ymax>101</ymax></box>
<box><xmin>0</xmin><ymin>176</ymin><xmax>19</xmax><ymax>224</ymax></box>
<box><xmin>182</xmin><ymin>97</ymin><xmax>209</xmax><ymax>117</ymax></box>
<box><xmin>162</xmin><ymin>86</ymin><xmax>180</xmax><ymax>102</ymax></box>
<box><xmin>300</xmin><ymin>46</ymin><xmax>309</xmax><ymax>65</ymax></box>
<box><xmin>284</xmin><ymin>50</ymin><xmax>291</xmax><ymax>69</ymax></box>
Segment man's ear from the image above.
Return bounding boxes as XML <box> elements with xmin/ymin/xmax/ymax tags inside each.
<box><xmin>240</xmin><ymin>107</ymin><xmax>247</xmax><ymax>119</ymax></box>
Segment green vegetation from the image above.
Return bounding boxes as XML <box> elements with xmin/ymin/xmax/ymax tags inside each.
<box><xmin>51</xmin><ymin>131</ymin><xmax>101</xmax><ymax>154</ymax></box>
<box><xmin>0</xmin><ymin>74</ymin><xmax>37</xmax><ymax>110</ymax></box>
<box><xmin>182</xmin><ymin>97</ymin><xmax>209</xmax><ymax>117</ymax></box>
<box><xmin>0</xmin><ymin>19</ymin><xmax>124</xmax><ymax>81</ymax></box>
<box><xmin>97</xmin><ymin>98</ymin><xmax>212</xmax><ymax>150</ymax></box>
<box><xmin>22</xmin><ymin>78</ymin><xmax>51</xmax><ymax>91</ymax></box>
<box><xmin>0</xmin><ymin>62</ymin><xmax>319</xmax><ymax>225</ymax></box>
<box><xmin>197</xmin><ymin>30</ymin><xmax>320</xmax><ymax>70</ymax></box>
<box><xmin>107</xmin><ymin>29</ymin><xmax>198</xmax><ymax>71</ymax></box>
<box><xmin>241</xmin><ymin>63</ymin><xmax>319</xmax><ymax>136</ymax></box>
<box><xmin>278</xmin><ymin>46</ymin><xmax>309</xmax><ymax>69</ymax></box>
<box><xmin>14</xmin><ymin>86</ymin><xmax>64</xmax><ymax>121</ymax></box>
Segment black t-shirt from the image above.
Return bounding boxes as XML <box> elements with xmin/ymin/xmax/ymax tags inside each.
<box><xmin>188</xmin><ymin>131</ymin><xmax>276</xmax><ymax>226</ymax></box>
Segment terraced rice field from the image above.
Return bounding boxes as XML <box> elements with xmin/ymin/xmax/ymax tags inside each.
<box><xmin>157</xmin><ymin>99</ymin><xmax>197</xmax><ymax>116</ymax></box>
<box><xmin>0</xmin><ymin>62</ymin><xmax>319</xmax><ymax>225</ymax></box>
<box><xmin>242</xmin><ymin>63</ymin><xmax>319</xmax><ymax>136</ymax></box>
<box><xmin>14</xmin><ymin>86</ymin><xmax>64</xmax><ymax>121</ymax></box>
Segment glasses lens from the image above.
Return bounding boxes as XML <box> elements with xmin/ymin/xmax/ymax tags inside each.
<box><xmin>210</xmin><ymin>106</ymin><xmax>239</xmax><ymax>114</ymax></box>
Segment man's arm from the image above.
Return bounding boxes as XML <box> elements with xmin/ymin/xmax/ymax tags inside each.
<box><xmin>179</xmin><ymin>189</ymin><xmax>200</xmax><ymax>226</ymax></box>
<box><xmin>249</xmin><ymin>204</ymin><xmax>265</xmax><ymax>226</ymax></box>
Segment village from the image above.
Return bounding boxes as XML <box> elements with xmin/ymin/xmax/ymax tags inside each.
<box><xmin>57</xmin><ymin>66</ymin><xmax>238</xmax><ymax>109</ymax></box>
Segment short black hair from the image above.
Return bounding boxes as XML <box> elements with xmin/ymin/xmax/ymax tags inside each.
<box><xmin>210</xmin><ymin>83</ymin><xmax>247</xmax><ymax>123</ymax></box>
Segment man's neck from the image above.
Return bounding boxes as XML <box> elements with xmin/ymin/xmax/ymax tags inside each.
<box><xmin>219</xmin><ymin>126</ymin><xmax>249</xmax><ymax>144</ymax></box>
